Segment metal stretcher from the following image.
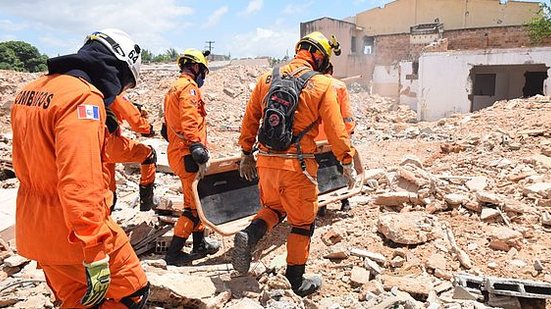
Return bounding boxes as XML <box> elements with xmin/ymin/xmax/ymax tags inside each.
<box><xmin>193</xmin><ymin>143</ymin><xmax>365</xmax><ymax>236</ymax></box>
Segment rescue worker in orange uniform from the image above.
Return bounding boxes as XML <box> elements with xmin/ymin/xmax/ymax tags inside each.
<box><xmin>163</xmin><ymin>49</ymin><xmax>220</xmax><ymax>266</ymax></box>
<box><xmin>233</xmin><ymin>32</ymin><xmax>357</xmax><ymax>297</ymax></box>
<box><xmin>11</xmin><ymin>29</ymin><xmax>149</xmax><ymax>308</ymax></box>
<box><xmin>315</xmin><ymin>62</ymin><xmax>356</xmax><ymax>216</ymax></box>
<box><xmin>104</xmin><ymin>94</ymin><xmax>157</xmax><ymax>212</ymax></box>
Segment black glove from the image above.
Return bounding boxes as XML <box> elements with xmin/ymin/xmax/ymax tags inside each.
<box><xmin>161</xmin><ymin>123</ymin><xmax>168</xmax><ymax>141</ymax></box>
<box><xmin>141</xmin><ymin>124</ymin><xmax>155</xmax><ymax>137</ymax></box>
<box><xmin>189</xmin><ymin>143</ymin><xmax>209</xmax><ymax>164</ymax></box>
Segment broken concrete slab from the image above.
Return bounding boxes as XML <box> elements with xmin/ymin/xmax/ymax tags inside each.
<box><xmin>380</xmin><ymin>275</ymin><xmax>433</xmax><ymax>297</ymax></box>
<box><xmin>475</xmin><ymin>191</ymin><xmax>501</xmax><ymax>205</ymax></box>
<box><xmin>400</xmin><ymin>155</ymin><xmax>423</xmax><ymax>169</ymax></box>
<box><xmin>350</xmin><ymin>248</ymin><xmax>386</xmax><ymax>264</ymax></box>
<box><xmin>364</xmin><ymin>257</ymin><xmax>383</xmax><ymax>275</ymax></box>
<box><xmin>373</xmin><ymin>192</ymin><xmax>420</xmax><ymax>206</ymax></box>
<box><xmin>3</xmin><ymin>255</ymin><xmax>29</xmax><ymax>268</ymax></box>
<box><xmin>148</xmin><ymin>271</ymin><xmax>219</xmax><ymax>307</ymax></box>
<box><xmin>377</xmin><ymin>212</ymin><xmax>440</xmax><ymax>245</ymax></box>
<box><xmin>524</xmin><ymin>182</ymin><xmax>551</xmax><ymax>198</ymax></box>
<box><xmin>489</xmin><ymin>227</ymin><xmax>523</xmax><ymax>251</ymax></box>
<box><xmin>480</xmin><ymin>207</ymin><xmax>501</xmax><ymax>220</ymax></box>
<box><xmin>350</xmin><ymin>266</ymin><xmax>370</xmax><ymax>286</ymax></box>
<box><xmin>465</xmin><ymin>177</ymin><xmax>488</xmax><ymax>192</ymax></box>
<box><xmin>444</xmin><ymin>193</ymin><xmax>469</xmax><ymax>206</ymax></box>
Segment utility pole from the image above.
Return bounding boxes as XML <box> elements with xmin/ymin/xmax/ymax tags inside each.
<box><xmin>205</xmin><ymin>41</ymin><xmax>215</xmax><ymax>54</ymax></box>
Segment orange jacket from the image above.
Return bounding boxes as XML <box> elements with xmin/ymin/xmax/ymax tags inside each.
<box><xmin>11</xmin><ymin>74</ymin><xmax>127</xmax><ymax>265</ymax></box>
<box><xmin>163</xmin><ymin>73</ymin><xmax>207</xmax><ymax>158</ymax></box>
<box><xmin>111</xmin><ymin>95</ymin><xmax>151</xmax><ymax>134</ymax></box>
<box><xmin>316</xmin><ymin>76</ymin><xmax>355</xmax><ymax>141</ymax></box>
<box><xmin>239</xmin><ymin>53</ymin><xmax>355</xmax><ymax>171</ymax></box>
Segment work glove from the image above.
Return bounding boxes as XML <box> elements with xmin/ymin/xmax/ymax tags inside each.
<box><xmin>141</xmin><ymin>124</ymin><xmax>155</xmax><ymax>137</ymax></box>
<box><xmin>342</xmin><ymin>161</ymin><xmax>358</xmax><ymax>189</ymax></box>
<box><xmin>239</xmin><ymin>151</ymin><xmax>257</xmax><ymax>181</ymax></box>
<box><xmin>190</xmin><ymin>143</ymin><xmax>210</xmax><ymax>180</ymax></box>
<box><xmin>81</xmin><ymin>255</ymin><xmax>111</xmax><ymax>307</ymax></box>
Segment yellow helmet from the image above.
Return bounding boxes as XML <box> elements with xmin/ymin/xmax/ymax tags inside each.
<box><xmin>177</xmin><ymin>48</ymin><xmax>210</xmax><ymax>73</ymax></box>
<box><xmin>295</xmin><ymin>32</ymin><xmax>340</xmax><ymax>71</ymax></box>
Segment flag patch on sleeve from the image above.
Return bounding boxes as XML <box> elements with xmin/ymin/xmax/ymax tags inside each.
<box><xmin>77</xmin><ymin>105</ymin><xmax>100</xmax><ymax>120</ymax></box>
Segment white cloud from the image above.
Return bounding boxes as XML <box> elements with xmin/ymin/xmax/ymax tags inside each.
<box><xmin>282</xmin><ymin>1</ymin><xmax>313</xmax><ymax>15</ymax></box>
<box><xmin>0</xmin><ymin>19</ymin><xmax>27</xmax><ymax>32</ymax></box>
<box><xmin>1</xmin><ymin>0</ymin><xmax>194</xmax><ymax>54</ymax></box>
<box><xmin>239</xmin><ymin>0</ymin><xmax>263</xmax><ymax>16</ymax></box>
<box><xmin>203</xmin><ymin>6</ymin><xmax>229</xmax><ymax>29</ymax></box>
<box><xmin>225</xmin><ymin>22</ymin><xmax>298</xmax><ymax>58</ymax></box>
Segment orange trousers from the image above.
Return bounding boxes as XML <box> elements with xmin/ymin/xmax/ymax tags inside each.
<box><xmin>254</xmin><ymin>162</ymin><xmax>319</xmax><ymax>266</ymax></box>
<box><xmin>40</xmin><ymin>241</ymin><xmax>148</xmax><ymax>309</ymax></box>
<box><xmin>104</xmin><ymin>134</ymin><xmax>156</xmax><ymax>192</ymax></box>
<box><xmin>173</xmin><ymin>170</ymin><xmax>205</xmax><ymax>238</ymax></box>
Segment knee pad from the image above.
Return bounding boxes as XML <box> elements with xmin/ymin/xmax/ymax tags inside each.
<box><xmin>141</xmin><ymin>146</ymin><xmax>157</xmax><ymax>165</ymax></box>
<box><xmin>290</xmin><ymin>223</ymin><xmax>315</xmax><ymax>237</ymax></box>
<box><xmin>268</xmin><ymin>207</ymin><xmax>286</xmax><ymax>224</ymax></box>
<box><xmin>120</xmin><ymin>282</ymin><xmax>150</xmax><ymax>309</ymax></box>
<box><xmin>182</xmin><ymin>209</ymin><xmax>200</xmax><ymax>227</ymax></box>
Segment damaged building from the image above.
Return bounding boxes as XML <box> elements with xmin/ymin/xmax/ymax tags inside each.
<box><xmin>300</xmin><ymin>0</ymin><xmax>551</xmax><ymax>120</ymax></box>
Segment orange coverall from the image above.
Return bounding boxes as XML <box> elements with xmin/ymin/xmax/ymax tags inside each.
<box><xmin>315</xmin><ymin>77</ymin><xmax>355</xmax><ymax>140</ymax></box>
<box><xmin>104</xmin><ymin>95</ymin><xmax>155</xmax><ymax>192</ymax></box>
<box><xmin>11</xmin><ymin>74</ymin><xmax>147</xmax><ymax>308</ymax></box>
<box><xmin>239</xmin><ymin>52</ymin><xmax>355</xmax><ymax>266</ymax></box>
<box><xmin>164</xmin><ymin>73</ymin><xmax>208</xmax><ymax>238</ymax></box>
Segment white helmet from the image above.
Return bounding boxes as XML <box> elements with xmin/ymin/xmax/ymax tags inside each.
<box><xmin>85</xmin><ymin>28</ymin><xmax>142</xmax><ymax>86</ymax></box>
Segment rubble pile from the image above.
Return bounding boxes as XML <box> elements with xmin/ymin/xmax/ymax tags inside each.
<box><xmin>1</xmin><ymin>65</ymin><xmax>551</xmax><ymax>308</ymax></box>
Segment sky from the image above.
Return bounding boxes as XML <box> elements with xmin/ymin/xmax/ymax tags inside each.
<box><xmin>0</xmin><ymin>0</ymin><xmax>544</xmax><ymax>59</ymax></box>
<box><xmin>0</xmin><ymin>0</ymin><xmax>395</xmax><ymax>59</ymax></box>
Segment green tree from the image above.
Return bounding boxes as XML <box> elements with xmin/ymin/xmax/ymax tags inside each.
<box><xmin>527</xmin><ymin>1</ymin><xmax>551</xmax><ymax>44</ymax></box>
<box><xmin>165</xmin><ymin>48</ymin><xmax>179</xmax><ymax>61</ymax></box>
<box><xmin>141</xmin><ymin>49</ymin><xmax>153</xmax><ymax>63</ymax></box>
<box><xmin>0</xmin><ymin>41</ymin><xmax>48</xmax><ymax>72</ymax></box>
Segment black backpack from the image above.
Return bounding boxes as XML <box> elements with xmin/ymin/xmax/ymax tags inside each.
<box><xmin>257</xmin><ymin>66</ymin><xmax>318</xmax><ymax>151</ymax></box>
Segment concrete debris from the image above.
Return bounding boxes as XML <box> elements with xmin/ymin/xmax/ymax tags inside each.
<box><xmin>373</xmin><ymin>192</ymin><xmax>419</xmax><ymax>206</ymax></box>
<box><xmin>380</xmin><ymin>275</ymin><xmax>433</xmax><ymax>297</ymax></box>
<box><xmin>399</xmin><ymin>155</ymin><xmax>423</xmax><ymax>169</ymax></box>
<box><xmin>377</xmin><ymin>212</ymin><xmax>440</xmax><ymax>245</ymax></box>
<box><xmin>465</xmin><ymin>177</ymin><xmax>488</xmax><ymax>192</ymax></box>
<box><xmin>350</xmin><ymin>266</ymin><xmax>370</xmax><ymax>286</ymax></box>
<box><xmin>3</xmin><ymin>255</ymin><xmax>29</xmax><ymax>268</ymax></box>
<box><xmin>475</xmin><ymin>191</ymin><xmax>501</xmax><ymax>205</ymax></box>
<box><xmin>480</xmin><ymin>207</ymin><xmax>501</xmax><ymax>220</ymax></box>
<box><xmin>488</xmin><ymin>226</ymin><xmax>523</xmax><ymax>251</ymax></box>
<box><xmin>2</xmin><ymin>67</ymin><xmax>551</xmax><ymax>307</ymax></box>
<box><xmin>523</xmin><ymin>182</ymin><xmax>551</xmax><ymax>198</ymax></box>
<box><xmin>148</xmin><ymin>271</ymin><xmax>219</xmax><ymax>307</ymax></box>
<box><xmin>349</xmin><ymin>248</ymin><xmax>386</xmax><ymax>264</ymax></box>
<box><xmin>444</xmin><ymin>193</ymin><xmax>469</xmax><ymax>206</ymax></box>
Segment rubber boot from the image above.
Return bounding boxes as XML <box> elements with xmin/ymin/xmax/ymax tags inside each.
<box><xmin>188</xmin><ymin>231</ymin><xmax>220</xmax><ymax>260</ymax></box>
<box><xmin>139</xmin><ymin>183</ymin><xmax>156</xmax><ymax>211</ymax></box>
<box><xmin>285</xmin><ymin>265</ymin><xmax>322</xmax><ymax>297</ymax></box>
<box><xmin>317</xmin><ymin>206</ymin><xmax>327</xmax><ymax>217</ymax></box>
<box><xmin>232</xmin><ymin>219</ymin><xmax>268</xmax><ymax>274</ymax></box>
<box><xmin>164</xmin><ymin>236</ymin><xmax>192</xmax><ymax>266</ymax></box>
<box><xmin>340</xmin><ymin>199</ymin><xmax>351</xmax><ymax>212</ymax></box>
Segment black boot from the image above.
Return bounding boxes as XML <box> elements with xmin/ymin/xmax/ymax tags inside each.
<box><xmin>139</xmin><ymin>183</ymin><xmax>156</xmax><ymax>211</ymax></box>
<box><xmin>317</xmin><ymin>206</ymin><xmax>327</xmax><ymax>217</ymax></box>
<box><xmin>232</xmin><ymin>219</ymin><xmax>268</xmax><ymax>274</ymax></box>
<box><xmin>285</xmin><ymin>265</ymin><xmax>322</xmax><ymax>297</ymax></box>
<box><xmin>340</xmin><ymin>199</ymin><xmax>351</xmax><ymax>212</ymax></box>
<box><xmin>164</xmin><ymin>236</ymin><xmax>192</xmax><ymax>266</ymax></box>
<box><xmin>189</xmin><ymin>231</ymin><xmax>220</xmax><ymax>260</ymax></box>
